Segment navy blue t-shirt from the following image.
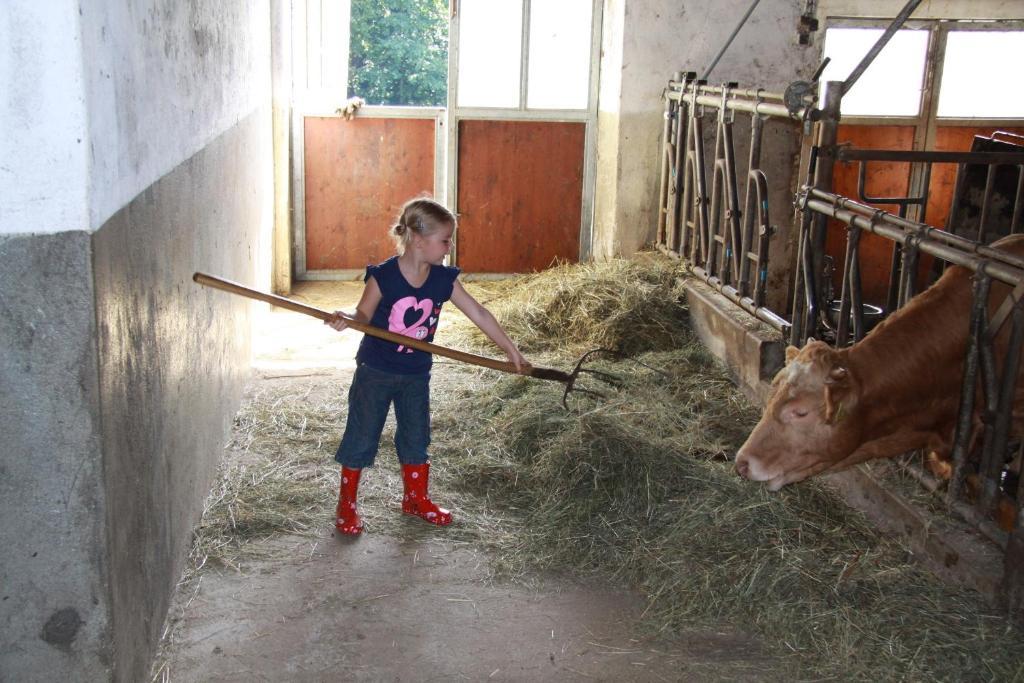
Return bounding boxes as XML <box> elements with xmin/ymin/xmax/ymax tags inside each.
<box><xmin>356</xmin><ymin>256</ymin><xmax>461</xmax><ymax>375</ymax></box>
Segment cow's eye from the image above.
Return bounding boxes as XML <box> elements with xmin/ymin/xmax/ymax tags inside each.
<box><xmin>793</xmin><ymin>408</ymin><xmax>809</xmax><ymax>418</ymax></box>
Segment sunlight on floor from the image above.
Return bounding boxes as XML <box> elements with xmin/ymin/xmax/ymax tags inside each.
<box><xmin>250</xmin><ymin>281</ymin><xmax>364</xmax><ymax>370</ymax></box>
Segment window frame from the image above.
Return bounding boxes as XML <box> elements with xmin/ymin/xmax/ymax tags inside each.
<box><xmin>446</xmin><ymin>0</ymin><xmax>604</xmax><ymax>262</ymax></box>
<box><xmin>823</xmin><ymin>18</ymin><xmax>1024</xmax><ymax>133</ymax></box>
<box><xmin>288</xmin><ymin>0</ymin><xmax>605</xmax><ymax>277</ymax></box>
<box><xmin>816</xmin><ymin>16</ymin><xmax>1024</xmax><ymax>234</ymax></box>
<box><xmin>819</xmin><ymin>23</ymin><xmax>932</xmax><ymax>119</ymax></box>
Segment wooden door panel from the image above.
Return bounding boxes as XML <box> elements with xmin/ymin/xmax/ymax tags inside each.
<box><xmin>456</xmin><ymin>120</ymin><xmax>585</xmax><ymax>272</ymax></box>
<box><xmin>829</xmin><ymin>125</ymin><xmax>916</xmax><ymax>304</ymax></box>
<box><xmin>304</xmin><ymin>117</ymin><xmax>435</xmax><ymax>271</ymax></box>
<box><xmin>827</xmin><ymin>125</ymin><xmax>1024</xmax><ymax>304</ymax></box>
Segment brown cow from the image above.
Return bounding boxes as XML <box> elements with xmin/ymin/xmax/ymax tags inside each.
<box><xmin>735</xmin><ymin>234</ymin><xmax>1024</xmax><ymax>491</ymax></box>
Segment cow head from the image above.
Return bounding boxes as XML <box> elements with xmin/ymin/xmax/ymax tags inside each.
<box><xmin>735</xmin><ymin>340</ymin><xmax>862</xmax><ymax>490</ymax></box>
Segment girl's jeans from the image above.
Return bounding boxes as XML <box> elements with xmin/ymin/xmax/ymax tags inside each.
<box><xmin>334</xmin><ymin>363</ymin><xmax>431</xmax><ymax>468</ymax></box>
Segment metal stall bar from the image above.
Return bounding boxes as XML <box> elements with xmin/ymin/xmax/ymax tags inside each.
<box><xmin>789</xmin><ymin>147</ymin><xmax>820</xmax><ymax>345</ymax></box>
<box><xmin>803</xmin><ymin>188</ymin><xmax>1024</xmax><ymax>282</ymax></box>
<box><xmin>657</xmin><ymin>72</ymin><xmax>682</xmax><ymax>248</ymax></box>
<box><xmin>659</xmin><ymin>78</ymin><xmax>806</xmax><ymax>332</ymax></box>
<box><xmin>810</xmin><ymin>179</ymin><xmax>1024</xmax><ymax>271</ymax></box>
<box><xmin>739</xmin><ymin>109</ymin><xmax>766</xmax><ymax>301</ymax></box>
<box><xmin>834</xmin><ymin>215</ymin><xmax>865</xmax><ymax>347</ymax></box>
<box><xmin>670</xmin><ymin>76</ymin><xmax>695</xmax><ymax>253</ymax></box>
<box><xmin>688</xmin><ymin>86</ymin><xmax>712</xmax><ymax>264</ymax></box>
<box><xmin>949</xmin><ymin>272</ymin><xmax>992</xmax><ymax>506</ymax></box>
<box><xmin>797</xmin><ymin>149</ymin><xmax>1024</xmax><ymax>336</ymax></box>
<box><xmin>707</xmin><ymin>84</ymin><xmax>743</xmax><ymax>287</ymax></box>
<box><xmin>802</xmin><ymin>187</ymin><xmax>1024</xmax><ymax>576</ymax></box>
<box><xmin>748</xmin><ymin>169</ymin><xmax>772</xmax><ymax>307</ymax></box>
<box><xmin>808</xmin><ymin>82</ymin><xmax>843</xmax><ymax>324</ymax></box>
<box><xmin>853</xmin><ymin>159</ymin><xmax>932</xmax><ymax>309</ymax></box>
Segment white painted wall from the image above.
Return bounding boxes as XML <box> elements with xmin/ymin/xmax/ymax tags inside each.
<box><xmin>0</xmin><ymin>1</ymin><xmax>271</xmax><ymax>236</ymax></box>
<box><xmin>593</xmin><ymin>0</ymin><xmax>625</xmax><ymax>256</ymax></box>
<box><xmin>594</xmin><ymin>0</ymin><xmax>817</xmax><ymax>259</ymax></box>
<box><xmin>80</xmin><ymin>1</ymin><xmax>270</xmax><ymax>231</ymax></box>
<box><xmin>0</xmin><ymin>1</ymin><xmax>89</xmax><ymax>235</ymax></box>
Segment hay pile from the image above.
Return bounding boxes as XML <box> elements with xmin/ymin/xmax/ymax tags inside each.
<box><xmin>187</xmin><ymin>378</ymin><xmax>494</xmax><ymax>578</ymax></box>
<box><xmin>436</xmin><ymin>365</ymin><xmax>1023</xmax><ymax>680</ymax></box>
<box><xmin>185</xmin><ymin>386</ymin><xmax>341</xmax><ymax>576</ymax></box>
<box><xmin>190</xmin><ymin>253</ymin><xmax>1024</xmax><ymax>680</ymax></box>
<box><xmin>441</xmin><ymin>256</ymin><xmax>1024</xmax><ymax>680</ymax></box>
<box><xmin>451</xmin><ymin>257</ymin><xmax>691</xmax><ymax>356</ymax></box>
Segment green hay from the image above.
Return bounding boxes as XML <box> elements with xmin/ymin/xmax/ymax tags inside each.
<box><xmin>186</xmin><ymin>375</ymin><xmax>513</xmax><ymax>578</ymax></box>
<box><xmin>440</xmin><ymin>256</ymin><xmax>1024</xmax><ymax>680</ymax></box>
<box><xmin>434</xmin><ymin>359</ymin><xmax>1024</xmax><ymax>681</ymax></box>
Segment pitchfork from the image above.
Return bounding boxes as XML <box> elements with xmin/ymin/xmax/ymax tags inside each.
<box><xmin>193</xmin><ymin>273</ymin><xmax>620</xmax><ymax>407</ymax></box>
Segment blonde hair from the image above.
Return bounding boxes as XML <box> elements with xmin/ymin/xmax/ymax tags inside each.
<box><xmin>390</xmin><ymin>198</ymin><xmax>456</xmax><ymax>255</ymax></box>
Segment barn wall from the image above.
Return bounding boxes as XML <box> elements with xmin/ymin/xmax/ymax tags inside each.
<box><xmin>0</xmin><ymin>232</ymin><xmax>110</xmax><ymax>679</ymax></box>
<box><xmin>594</xmin><ymin>0</ymin><xmax>817</xmax><ymax>259</ymax></box>
<box><xmin>0</xmin><ymin>1</ymin><xmax>273</xmax><ymax>681</ymax></box>
<box><xmin>0</xmin><ymin>0</ymin><xmax>90</xmax><ymax>236</ymax></box>
<box><xmin>91</xmin><ymin>110</ymin><xmax>269</xmax><ymax>681</ymax></box>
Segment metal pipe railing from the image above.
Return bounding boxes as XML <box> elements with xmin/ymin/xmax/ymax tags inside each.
<box><xmin>657</xmin><ymin>62</ymin><xmax>1024</xmax><ymax>618</ymax></box>
<box><xmin>656</xmin><ymin>0</ymin><xmax>1024</xmax><ymax>619</ymax></box>
<box><xmin>658</xmin><ymin>78</ymin><xmax>802</xmax><ymax>334</ymax></box>
<box><xmin>798</xmin><ymin>188</ymin><xmax>1024</xmax><ymax>571</ymax></box>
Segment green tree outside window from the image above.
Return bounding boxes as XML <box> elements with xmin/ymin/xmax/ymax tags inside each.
<box><xmin>348</xmin><ymin>0</ymin><xmax>449</xmax><ymax>106</ymax></box>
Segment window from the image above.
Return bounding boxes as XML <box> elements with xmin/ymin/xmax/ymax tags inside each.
<box><xmin>456</xmin><ymin>0</ymin><xmax>523</xmax><ymax>108</ymax></box>
<box><xmin>347</xmin><ymin>0</ymin><xmax>450</xmax><ymax>107</ymax></box>
<box><xmin>937</xmin><ymin>31</ymin><xmax>1024</xmax><ymax>118</ymax></box>
<box><xmin>819</xmin><ymin>27</ymin><xmax>929</xmax><ymax>117</ymax></box>
<box><xmin>527</xmin><ymin>0</ymin><xmax>593</xmax><ymax>110</ymax></box>
<box><xmin>456</xmin><ymin>0</ymin><xmax>593</xmax><ymax>110</ymax></box>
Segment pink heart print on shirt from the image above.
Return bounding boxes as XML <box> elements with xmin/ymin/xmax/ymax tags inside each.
<box><xmin>388</xmin><ymin>296</ymin><xmax>435</xmax><ymax>353</ymax></box>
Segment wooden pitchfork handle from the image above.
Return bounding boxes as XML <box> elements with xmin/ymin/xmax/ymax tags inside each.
<box><xmin>192</xmin><ymin>272</ymin><xmax>573</xmax><ymax>384</ymax></box>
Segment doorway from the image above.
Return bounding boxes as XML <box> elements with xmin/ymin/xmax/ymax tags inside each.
<box><xmin>291</xmin><ymin>0</ymin><xmax>603</xmax><ymax>279</ymax></box>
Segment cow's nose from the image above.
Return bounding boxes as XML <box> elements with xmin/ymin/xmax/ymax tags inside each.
<box><xmin>735</xmin><ymin>456</ymin><xmax>750</xmax><ymax>479</ymax></box>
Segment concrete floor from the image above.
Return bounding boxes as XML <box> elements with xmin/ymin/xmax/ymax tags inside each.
<box><xmin>157</xmin><ymin>282</ymin><xmax>775</xmax><ymax>682</ymax></box>
<box><xmin>160</xmin><ymin>533</ymin><xmax>767</xmax><ymax>681</ymax></box>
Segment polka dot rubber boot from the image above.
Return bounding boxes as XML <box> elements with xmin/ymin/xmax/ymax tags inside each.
<box><xmin>400</xmin><ymin>462</ymin><xmax>452</xmax><ymax>526</ymax></box>
<box><xmin>335</xmin><ymin>467</ymin><xmax>364</xmax><ymax>535</ymax></box>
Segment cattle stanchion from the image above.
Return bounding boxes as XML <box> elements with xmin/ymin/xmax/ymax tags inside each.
<box><xmin>794</xmin><ymin>189</ymin><xmax>1024</xmax><ymax>617</ymax></box>
<box><xmin>949</xmin><ymin>272</ymin><xmax>992</xmax><ymax>505</ymax></box>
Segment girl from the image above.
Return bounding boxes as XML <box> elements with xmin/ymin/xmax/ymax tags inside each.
<box><xmin>326</xmin><ymin>198</ymin><xmax>528</xmax><ymax>535</ymax></box>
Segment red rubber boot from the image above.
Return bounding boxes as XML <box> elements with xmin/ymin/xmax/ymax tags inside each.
<box><xmin>335</xmin><ymin>467</ymin><xmax>363</xmax><ymax>535</ymax></box>
<box><xmin>401</xmin><ymin>463</ymin><xmax>452</xmax><ymax>526</ymax></box>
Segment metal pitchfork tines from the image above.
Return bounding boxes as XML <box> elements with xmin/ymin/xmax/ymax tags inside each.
<box><xmin>193</xmin><ymin>273</ymin><xmax>624</xmax><ymax>407</ymax></box>
<box><xmin>529</xmin><ymin>348</ymin><xmax>625</xmax><ymax>408</ymax></box>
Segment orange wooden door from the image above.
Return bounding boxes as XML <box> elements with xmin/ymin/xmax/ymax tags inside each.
<box><xmin>303</xmin><ymin>116</ymin><xmax>436</xmax><ymax>272</ymax></box>
<box><xmin>455</xmin><ymin>120</ymin><xmax>585</xmax><ymax>273</ymax></box>
<box><xmin>828</xmin><ymin>125</ymin><xmax>915</xmax><ymax>305</ymax></box>
<box><xmin>827</xmin><ymin>125</ymin><xmax>1024</xmax><ymax>305</ymax></box>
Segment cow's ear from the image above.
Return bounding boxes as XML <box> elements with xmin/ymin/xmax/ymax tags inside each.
<box><xmin>824</xmin><ymin>366</ymin><xmax>850</xmax><ymax>423</ymax></box>
<box><xmin>825</xmin><ymin>366</ymin><xmax>848</xmax><ymax>385</ymax></box>
<box><xmin>785</xmin><ymin>345</ymin><xmax>800</xmax><ymax>363</ymax></box>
